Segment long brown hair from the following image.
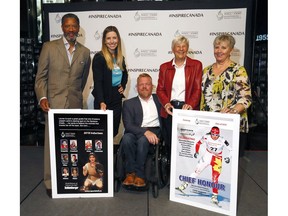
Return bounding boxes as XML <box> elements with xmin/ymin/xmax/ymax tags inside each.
<box><xmin>101</xmin><ymin>26</ymin><xmax>124</xmax><ymax>71</ymax></box>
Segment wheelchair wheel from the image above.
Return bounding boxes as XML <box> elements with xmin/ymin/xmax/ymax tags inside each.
<box><xmin>158</xmin><ymin>145</ymin><xmax>170</xmax><ymax>189</ymax></box>
<box><xmin>114</xmin><ymin>144</ymin><xmax>125</xmax><ymax>192</ymax></box>
<box><xmin>114</xmin><ymin>178</ymin><xmax>122</xmax><ymax>192</ymax></box>
<box><xmin>151</xmin><ymin>182</ymin><xmax>159</xmax><ymax>198</ymax></box>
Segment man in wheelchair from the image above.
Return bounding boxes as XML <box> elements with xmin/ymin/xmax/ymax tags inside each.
<box><xmin>121</xmin><ymin>73</ymin><xmax>162</xmax><ymax>188</ymax></box>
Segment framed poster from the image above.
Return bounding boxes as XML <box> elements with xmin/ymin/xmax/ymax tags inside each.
<box><xmin>170</xmin><ymin>110</ymin><xmax>240</xmax><ymax>216</ymax></box>
<box><xmin>48</xmin><ymin>109</ymin><xmax>113</xmax><ymax>198</ymax></box>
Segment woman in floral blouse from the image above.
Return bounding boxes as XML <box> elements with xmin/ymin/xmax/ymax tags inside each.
<box><xmin>201</xmin><ymin>34</ymin><xmax>252</xmax><ymax>157</ymax></box>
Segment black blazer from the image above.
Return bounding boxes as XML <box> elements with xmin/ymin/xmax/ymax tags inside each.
<box><xmin>91</xmin><ymin>51</ymin><xmax>128</xmax><ymax>108</ymax></box>
<box><xmin>122</xmin><ymin>94</ymin><xmax>162</xmax><ymax>139</ymax></box>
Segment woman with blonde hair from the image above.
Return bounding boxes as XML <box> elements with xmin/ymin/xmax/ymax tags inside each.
<box><xmin>201</xmin><ymin>34</ymin><xmax>252</xmax><ymax>157</ymax></box>
<box><xmin>92</xmin><ymin>26</ymin><xmax>128</xmax><ymax>137</ymax></box>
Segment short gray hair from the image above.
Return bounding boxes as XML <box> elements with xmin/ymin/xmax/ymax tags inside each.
<box><xmin>171</xmin><ymin>35</ymin><xmax>189</xmax><ymax>50</ymax></box>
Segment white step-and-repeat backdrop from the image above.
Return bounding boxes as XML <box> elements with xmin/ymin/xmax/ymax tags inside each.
<box><xmin>43</xmin><ymin>1</ymin><xmax>250</xmax><ymax>139</ymax></box>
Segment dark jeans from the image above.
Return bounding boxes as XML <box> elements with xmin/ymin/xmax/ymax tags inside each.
<box><xmin>121</xmin><ymin>128</ymin><xmax>161</xmax><ymax>178</ymax></box>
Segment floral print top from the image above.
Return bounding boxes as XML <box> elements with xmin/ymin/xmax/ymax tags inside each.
<box><xmin>200</xmin><ymin>62</ymin><xmax>252</xmax><ymax>133</ymax></box>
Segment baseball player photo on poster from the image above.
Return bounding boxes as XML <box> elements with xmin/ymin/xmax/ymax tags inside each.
<box><xmin>170</xmin><ymin>110</ymin><xmax>240</xmax><ymax>216</ymax></box>
<box><xmin>48</xmin><ymin>109</ymin><xmax>113</xmax><ymax>198</ymax></box>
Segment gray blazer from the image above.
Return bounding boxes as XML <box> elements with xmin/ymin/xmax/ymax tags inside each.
<box><xmin>34</xmin><ymin>37</ymin><xmax>91</xmax><ymax>109</ymax></box>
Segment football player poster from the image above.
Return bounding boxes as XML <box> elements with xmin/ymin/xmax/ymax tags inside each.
<box><xmin>170</xmin><ymin>110</ymin><xmax>240</xmax><ymax>216</ymax></box>
<box><xmin>48</xmin><ymin>109</ymin><xmax>113</xmax><ymax>198</ymax></box>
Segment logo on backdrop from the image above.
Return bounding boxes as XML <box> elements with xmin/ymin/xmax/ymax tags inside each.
<box><xmin>94</xmin><ymin>31</ymin><xmax>101</xmax><ymax>40</ymax></box>
<box><xmin>134</xmin><ymin>48</ymin><xmax>157</xmax><ymax>58</ymax></box>
<box><xmin>216</xmin><ymin>10</ymin><xmax>243</xmax><ymax>21</ymax></box>
<box><xmin>134</xmin><ymin>11</ymin><xmax>158</xmax><ymax>21</ymax></box>
<box><xmin>231</xmin><ymin>49</ymin><xmax>241</xmax><ymax>58</ymax></box>
<box><xmin>174</xmin><ymin>30</ymin><xmax>199</xmax><ymax>39</ymax></box>
<box><xmin>216</xmin><ymin>11</ymin><xmax>224</xmax><ymax>21</ymax></box>
<box><xmin>134</xmin><ymin>49</ymin><xmax>140</xmax><ymax>58</ymax></box>
<box><xmin>55</xmin><ymin>14</ymin><xmax>62</xmax><ymax>24</ymax></box>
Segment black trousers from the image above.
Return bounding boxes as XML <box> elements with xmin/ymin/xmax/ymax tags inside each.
<box><xmin>94</xmin><ymin>86</ymin><xmax>123</xmax><ymax>137</ymax></box>
<box><xmin>162</xmin><ymin>115</ymin><xmax>173</xmax><ymax>160</ymax></box>
<box><xmin>239</xmin><ymin>132</ymin><xmax>247</xmax><ymax>157</ymax></box>
<box><xmin>108</xmin><ymin>97</ymin><xmax>122</xmax><ymax>137</ymax></box>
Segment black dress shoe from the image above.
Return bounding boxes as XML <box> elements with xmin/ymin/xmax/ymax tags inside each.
<box><xmin>46</xmin><ymin>189</ymin><xmax>52</xmax><ymax>198</ymax></box>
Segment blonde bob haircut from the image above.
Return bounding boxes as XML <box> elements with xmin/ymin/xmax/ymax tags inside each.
<box><xmin>213</xmin><ymin>33</ymin><xmax>236</xmax><ymax>49</ymax></box>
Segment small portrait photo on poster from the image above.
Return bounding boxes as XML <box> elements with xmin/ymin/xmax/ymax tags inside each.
<box><xmin>62</xmin><ymin>167</ymin><xmax>69</xmax><ymax>178</ymax></box>
<box><xmin>85</xmin><ymin>140</ymin><xmax>93</xmax><ymax>151</ymax></box>
<box><xmin>70</xmin><ymin>139</ymin><xmax>78</xmax><ymax>151</ymax></box>
<box><xmin>61</xmin><ymin>153</ymin><xmax>69</xmax><ymax>164</ymax></box>
<box><xmin>71</xmin><ymin>167</ymin><xmax>79</xmax><ymax>178</ymax></box>
<box><xmin>71</xmin><ymin>154</ymin><xmax>78</xmax><ymax>164</ymax></box>
<box><xmin>95</xmin><ymin>140</ymin><xmax>103</xmax><ymax>151</ymax></box>
<box><xmin>60</xmin><ymin>139</ymin><xmax>68</xmax><ymax>152</ymax></box>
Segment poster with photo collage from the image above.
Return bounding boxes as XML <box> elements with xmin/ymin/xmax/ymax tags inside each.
<box><xmin>48</xmin><ymin>109</ymin><xmax>113</xmax><ymax>198</ymax></box>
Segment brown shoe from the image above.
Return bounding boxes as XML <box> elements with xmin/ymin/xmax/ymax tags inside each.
<box><xmin>134</xmin><ymin>176</ymin><xmax>146</xmax><ymax>187</ymax></box>
<box><xmin>123</xmin><ymin>173</ymin><xmax>135</xmax><ymax>186</ymax></box>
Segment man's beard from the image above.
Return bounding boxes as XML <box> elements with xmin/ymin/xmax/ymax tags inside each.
<box><xmin>64</xmin><ymin>33</ymin><xmax>78</xmax><ymax>43</ymax></box>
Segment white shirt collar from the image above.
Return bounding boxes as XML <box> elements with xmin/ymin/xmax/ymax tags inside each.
<box><xmin>63</xmin><ymin>37</ymin><xmax>77</xmax><ymax>49</ymax></box>
<box><xmin>172</xmin><ymin>58</ymin><xmax>187</xmax><ymax>68</ymax></box>
<box><xmin>138</xmin><ymin>95</ymin><xmax>153</xmax><ymax>102</ymax></box>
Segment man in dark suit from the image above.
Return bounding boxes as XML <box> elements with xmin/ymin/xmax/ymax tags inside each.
<box><xmin>34</xmin><ymin>13</ymin><xmax>91</xmax><ymax>197</ymax></box>
<box><xmin>121</xmin><ymin>73</ymin><xmax>162</xmax><ymax>188</ymax></box>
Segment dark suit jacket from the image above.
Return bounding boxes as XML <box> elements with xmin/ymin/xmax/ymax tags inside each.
<box><xmin>34</xmin><ymin>37</ymin><xmax>91</xmax><ymax>109</ymax></box>
<box><xmin>156</xmin><ymin>56</ymin><xmax>202</xmax><ymax>118</ymax></box>
<box><xmin>92</xmin><ymin>51</ymin><xmax>128</xmax><ymax>108</ymax></box>
<box><xmin>122</xmin><ymin>94</ymin><xmax>162</xmax><ymax>139</ymax></box>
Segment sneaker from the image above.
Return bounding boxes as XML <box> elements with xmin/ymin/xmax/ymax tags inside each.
<box><xmin>211</xmin><ymin>194</ymin><xmax>219</xmax><ymax>204</ymax></box>
<box><xmin>175</xmin><ymin>182</ymin><xmax>188</xmax><ymax>193</ymax></box>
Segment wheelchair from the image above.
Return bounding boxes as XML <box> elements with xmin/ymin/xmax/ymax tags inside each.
<box><xmin>114</xmin><ymin>137</ymin><xmax>170</xmax><ymax>198</ymax></box>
